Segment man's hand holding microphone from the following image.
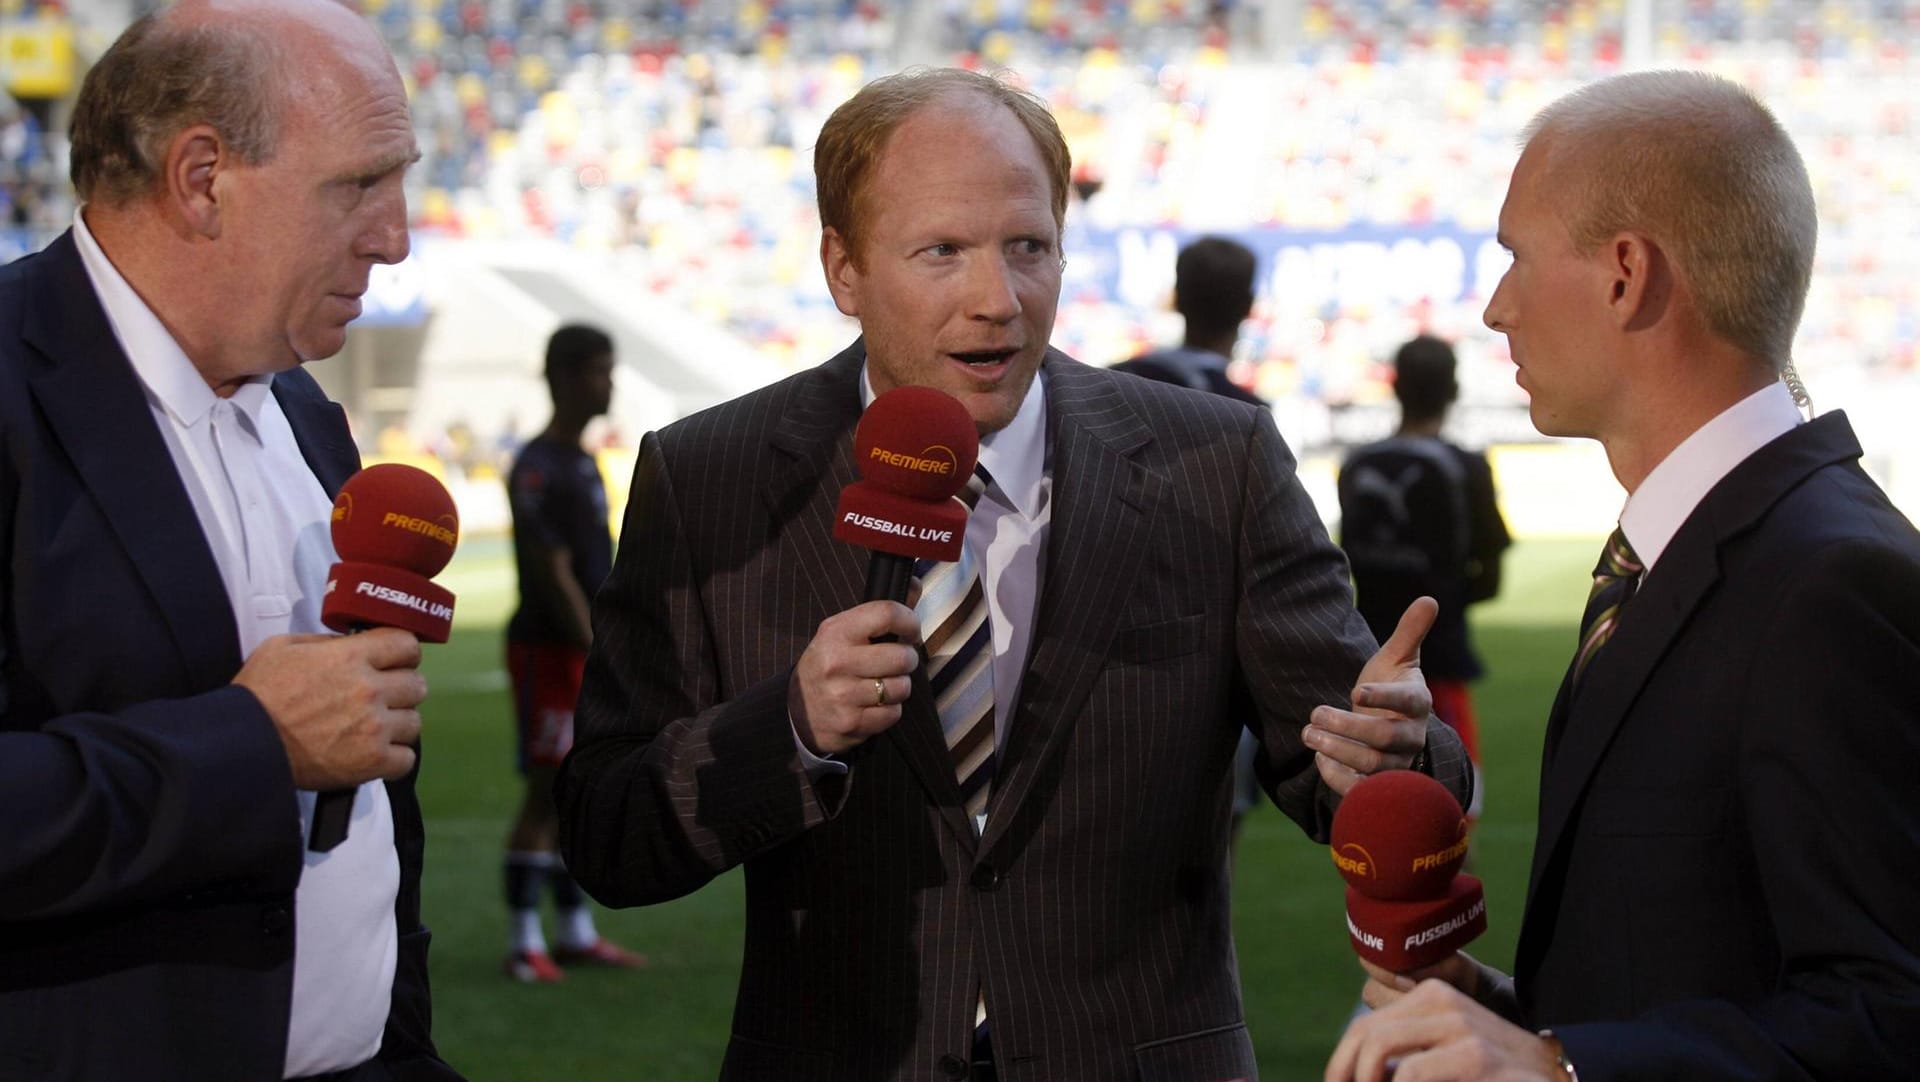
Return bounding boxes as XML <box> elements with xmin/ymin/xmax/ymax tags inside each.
<box><xmin>234</xmin><ymin>464</ymin><xmax>459</xmax><ymax>851</ymax></box>
<box><xmin>1322</xmin><ymin>769</ymin><xmax>1566</xmax><ymax>1082</ymax></box>
<box><xmin>790</xmin><ymin>386</ymin><xmax>979</xmax><ymax>758</ymax></box>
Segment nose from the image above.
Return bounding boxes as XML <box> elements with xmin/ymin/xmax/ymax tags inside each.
<box><xmin>359</xmin><ymin>189</ymin><xmax>411</xmax><ymax>266</ymax></box>
<box><xmin>1482</xmin><ymin>271</ymin><xmax>1512</xmax><ymax>332</ymax></box>
<box><xmin>966</xmin><ymin>252</ymin><xmax>1021</xmax><ymax>323</ymax></box>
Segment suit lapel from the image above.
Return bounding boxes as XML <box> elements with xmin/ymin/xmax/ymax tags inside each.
<box><xmin>980</xmin><ymin>355</ymin><xmax>1160</xmax><ymax>859</ymax></box>
<box><xmin>1516</xmin><ymin>413</ymin><xmax>1866</xmax><ymax>977</ymax></box>
<box><xmin>271</xmin><ymin>369</ymin><xmax>360</xmax><ymax>498</ymax></box>
<box><xmin>22</xmin><ymin>233</ymin><xmax>242</xmax><ymax>691</ymax></box>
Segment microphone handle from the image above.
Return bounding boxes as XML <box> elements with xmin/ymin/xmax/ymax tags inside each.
<box><xmin>309</xmin><ymin>619</ymin><xmax>376</xmax><ymax>852</ymax></box>
<box><xmin>864</xmin><ymin>551</ymin><xmax>914</xmax><ymax>644</ymax></box>
<box><xmin>310</xmin><ymin>789</ymin><xmax>354</xmax><ymax>852</ymax></box>
<box><xmin>865</xmin><ymin>551</ymin><xmax>914</xmax><ymax>605</ymax></box>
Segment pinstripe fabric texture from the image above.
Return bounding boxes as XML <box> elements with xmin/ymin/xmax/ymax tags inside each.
<box><xmin>557</xmin><ymin>341</ymin><xmax>1473</xmax><ymax>1081</ymax></box>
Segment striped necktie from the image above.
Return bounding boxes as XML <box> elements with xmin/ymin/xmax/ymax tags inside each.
<box><xmin>1572</xmin><ymin>526</ymin><xmax>1643</xmax><ymax>686</ymax></box>
<box><xmin>915</xmin><ymin>466</ymin><xmax>995</xmax><ymax>829</ymax></box>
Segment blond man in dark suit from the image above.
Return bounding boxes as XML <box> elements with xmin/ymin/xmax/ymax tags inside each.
<box><xmin>560</xmin><ymin>67</ymin><xmax>1471</xmax><ymax>1081</ymax></box>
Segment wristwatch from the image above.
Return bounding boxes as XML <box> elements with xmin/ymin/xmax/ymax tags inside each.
<box><xmin>1538</xmin><ymin>1030</ymin><xmax>1579</xmax><ymax>1082</ymax></box>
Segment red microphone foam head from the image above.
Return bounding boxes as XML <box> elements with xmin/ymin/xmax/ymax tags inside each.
<box><xmin>1331</xmin><ymin>769</ymin><xmax>1469</xmax><ymax>902</ymax></box>
<box><xmin>854</xmin><ymin>386</ymin><xmax>979</xmax><ymax>502</ymax></box>
<box><xmin>330</xmin><ymin>463</ymin><xmax>460</xmax><ymax>578</ymax></box>
<box><xmin>833</xmin><ymin>481</ymin><xmax>969</xmax><ymax>562</ymax></box>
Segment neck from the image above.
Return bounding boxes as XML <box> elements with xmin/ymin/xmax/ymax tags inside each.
<box><xmin>541</xmin><ymin>412</ymin><xmax>591</xmax><ymax>446</ymax></box>
<box><xmin>1602</xmin><ymin>341</ymin><xmax>1775</xmax><ymax>493</ymax></box>
<box><xmin>1397</xmin><ymin>415</ymin><xmax>1446</xmax><ymax>438</ymax></box>
<box><xmin>1181</xmin><ymin>330</ymin><xmax>1236</xmax><ymax>359</ymax></box>
<box><xmin>84</xmin><ymin>202</ymin><xmax>248</xmax><ymax>396</ymax></box>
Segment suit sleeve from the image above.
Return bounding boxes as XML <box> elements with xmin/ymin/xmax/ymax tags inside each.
<box><xmin>0</xmin><ymin>685</ymin><xmax>305</xmax><ymax>920</ymax></box>
<box><xmin>1556</xmin><ymin>536</ymin><xmax>1920</xmax><ymax>1080</ymax></box>
<box><xmin>556</xmin><ymin>430</ymin><xmax>840</xmax><ymax>907</ymax></box>
<box><xmin>1233</xmin><ymin>410</ymin><xmax>1471</xmax><ymax>840</ymax></box>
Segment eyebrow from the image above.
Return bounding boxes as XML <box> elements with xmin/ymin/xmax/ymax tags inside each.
<box><xmin>337</xmin><ymin>147</ymin><xmax>423</xmax><ymax>185</ymax></box>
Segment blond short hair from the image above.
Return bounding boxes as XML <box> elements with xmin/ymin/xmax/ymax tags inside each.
<box><xmin>814</xmin><ymin>67</ymin><xmax>1071</xmax><ymax>266</ymax></box>
<box><xmin>1525</xmin><ymin>70</ymin><xmax>1817</xmax><ymax>368</ymax></box>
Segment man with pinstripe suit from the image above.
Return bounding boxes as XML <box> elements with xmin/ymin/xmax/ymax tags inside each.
<box><xmin>558</xmin><ymin>67</ymin><xmax>1471</xmax><ymax>1081</ymax></box>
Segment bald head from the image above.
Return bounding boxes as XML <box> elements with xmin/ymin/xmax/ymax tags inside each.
<box><xmin>70</xmin><ymin>0</ymin><xmax>397</xmax><ymax>206</ymax></box>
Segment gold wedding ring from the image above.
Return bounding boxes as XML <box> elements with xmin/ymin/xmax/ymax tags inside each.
<box><xmin>872</xmin><ymin>678</ymin><xmax>888</xmax><ymax>707</ymax></box>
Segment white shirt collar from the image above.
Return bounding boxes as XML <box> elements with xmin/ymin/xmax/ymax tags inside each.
<box><xmin>71</xmin><ymin>207</ymin><xmax>273</xmax><ymax>428</ymax></box>
<box><xmin>1620</xmin><ymin>380</ymin><xmax>1803</xmax><ymax>570</ymax></box>
<box><xmin>858</xmin><ymin>364</ymin><xmax>1050</xmax><ymax>517</ymax></box>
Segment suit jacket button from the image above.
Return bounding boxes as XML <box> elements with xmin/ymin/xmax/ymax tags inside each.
<box><xmin>938</xmin><ymin>1053</ymin><xmax>968</xmax><ymax>1079</ymax></box>
<box><xmin>261</xmin><ymin>905</ymin><xmax>292</xmax><ymax>936</ymax></box>
<box><xmin>970</xmin><ymin>864</ymin><xmax>1001</xmax><ymax>892</ymax></box>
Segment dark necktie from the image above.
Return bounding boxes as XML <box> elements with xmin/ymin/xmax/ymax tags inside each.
<box><xmin>1572</xmin><ymin>526</ymin><xmax>1643</xmax><ymax>686</ymax></box>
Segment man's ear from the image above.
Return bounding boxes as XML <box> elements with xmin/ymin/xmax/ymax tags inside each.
<box><xmin>165</xmin><ymin>123</ymin><xmax>226</xmax><ymax>240</ymax></box>
<box><xmin>820</xmin><ymin>227</ymin><xmax>861</xmax><ymax>318</ymax></box>
<box><xmin>1604</xmin><ymin>230</ymin><xmax>1670</xmax><ymax>332</ymax></box>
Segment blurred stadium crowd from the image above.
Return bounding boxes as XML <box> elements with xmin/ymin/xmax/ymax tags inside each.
<box><xmin>4</xmin><ymin>0</ymin><xmax>1916</xmax><ymax>450</ymax></box>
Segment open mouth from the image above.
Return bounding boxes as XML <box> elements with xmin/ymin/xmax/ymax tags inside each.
<box><xmin>950</xmin><ymin>348</ymin><xmax>1018</xmax><ymax>367</ymax></box>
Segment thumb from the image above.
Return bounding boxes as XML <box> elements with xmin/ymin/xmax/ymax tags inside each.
<box><xmin>1377</xmin><ymin>596</ymin><xmax>1438</xmax><ymax>669</ymax></box>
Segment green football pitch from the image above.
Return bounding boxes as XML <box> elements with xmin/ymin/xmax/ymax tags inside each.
<box><xmin>415</xmin><ymin>537</ymin><xmax>1598</xmax><ymax>1079</ymax></box>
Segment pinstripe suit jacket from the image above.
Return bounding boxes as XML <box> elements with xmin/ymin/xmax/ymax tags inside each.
<box><xmin>558</xmin><ymin>341</ymin><xmax>1470</xmax><ymax>1081</ymax></box>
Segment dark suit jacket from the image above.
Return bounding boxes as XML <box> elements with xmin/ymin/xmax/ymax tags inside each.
<box><xmin>0</xmin><ymin>233</ymin><xmax>456</xmax><ymax>1081</ymax></box>
<box><xmin>559</xmin><ymin>341</ymin><xmax>1471</xmax><ymax>1081</ymax></box>
<box><xmin>1515</xmin><ymin>413</ymin><xmax>1920</xmax><ymax>1079</ymax></box>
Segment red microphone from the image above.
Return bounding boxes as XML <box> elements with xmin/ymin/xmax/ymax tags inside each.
<box><xmin>310</xmin><ymin>463</ymin><xmax>460</xmax><ymax>851</ymax></box>
<box><xmin>1330</xmin><ymin>770</ymin><xmax>1486</xmax><ymax>971</ymax></box>
<box><xmin>834</xmin><ymin>386</ymin><xmax>980</xmax><ymax>603</ymax></box>
<box><xmin>321</xmin><ymin>463</ymin><xmax>460</xmax><ymax>643</ymax></box>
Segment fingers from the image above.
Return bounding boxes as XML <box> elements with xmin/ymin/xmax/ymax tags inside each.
<box><xmin>1326</xmin><ymin>983</ymin><xmax>1465</xmax><ymax>1082</ymax></box>
<box><xmin>1314</xmin><ymin>750</ymin><xmax>1366</xmax><ymax>795</ymax></box>
<box><xmin>791</xmin><ymin>602</ymin><xmax>927</xmax><ymax>755</ymax></box>
<box><xmin>1360</xmin><ymin>974</ymin><xmax>1408</xmax><ymax>1011</ymax></box>
<box><xmin>352</xmin><ymin>626</ymin><xmax>424</xmax><ymax>671</ymax></box>
<box><xmin>1352</xmin><ymin>678</ymin><xmax>1433</xmax><ymax>721</ymax></box>
<box><xmin>1361</xmin><ymin>958</ymin><xmax>1420</xmax><ymax>994</ymax></box>
<box><xmin>1307</xmin><ymin>704</ymin><xmax>1428</xmax><ymax>777</ymax></box>
<box><xmin>1378</xmin><ymin>596</ymin><xmax>1439</xmax><ymax>668</ymax></box>
<box><xmin>376</xmin><ymin>730</ymin><xmax>421</xmax><ymax>780</ymax></box>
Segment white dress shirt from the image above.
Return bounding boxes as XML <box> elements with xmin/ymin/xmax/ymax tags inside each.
<box><xmin>74</xmin><ymin>211</ymin><xmax>399</xmax><ymax>1077</ymax></box>
<box><xmin>1620</xmin><ymin>380</ymin><xmax>1804</xmax><ymax>572</ymax></box>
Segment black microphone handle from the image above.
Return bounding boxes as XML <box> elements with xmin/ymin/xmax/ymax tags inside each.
<box><xmin>864</xmin><ymin>551</ymin><xmax>916</xmax><ymax>645</ymax></box>
<box><xmin>865</xmin><ymin>550</ymin><xmax>914</xmax><ymax>605</ymax></box>
<box><xmin>309</xmin><ymin>617</ymin><xmax>376</xmax><ymax>853</ymax></box>
<box><xmin>309</xmin><ymin>789</ymin><xmax>354</xmax><ymax>852</ymax></box>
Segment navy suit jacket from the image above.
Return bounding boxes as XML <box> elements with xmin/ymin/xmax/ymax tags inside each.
<box><xmin>1515</xmin><ymin>413</ymin><xmax>1920</xmax><ymax>1079</ymax></box>
<box><xmin>0</xmin><ymin>232</ymin><xmax>456</xmax><ymax>1080</ymax></box>
<box><xmin>559</xmin><ymin>341</ymin><xmax>1472</xmax><ymax>1080</ymax></box>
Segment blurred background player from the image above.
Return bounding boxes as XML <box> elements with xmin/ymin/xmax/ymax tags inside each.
<box><xmin>1112</xmin><ymin>234</ymin><xmax>1269</xmax><ymax>850</ymax></box>
<box><xmin>1338</xmin><ymin>335</ymin><xmax>1510</xmax><ymax>825</ymax></box>
<box><xmin>1111</xmin><ymin>234</ymin><xmax>1264</xmax><ymax>407</ymax></box>
<box><xmin>502</xmin><ymin>323</ymin><xmax>644</xmax><ymax>982</ymax></box>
